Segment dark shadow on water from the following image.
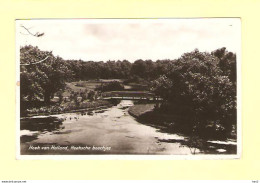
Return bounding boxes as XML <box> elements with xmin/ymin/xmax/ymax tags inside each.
<box><xmin>158</xmin><ymin>138</ymin><xmax>237</xmax><ymax>154</ymax></box>
<box><xmin>52</xmin><ymin>130</ymin><xmax>72</xmax><ymax>134</ymax></box>
<box><xmin>134</xmin><ymin>110</ymin><xmax>237</xmax><ymax>154</ymax></box>
<box><xmin>20</xmin><ymin>135</ymin><xmax>38</xmax><ymax>143</ymax></box>
<box><xmin>136</xmin><ymin>110</ymin><xmax>235</xmax><ymax>140</ymax></box>
<box><xmin>119</xmin><ymin>106</ymin><xmax>129</xmax><ymax>110</ymax></box>
<box><xmin>94</xmin><ymin>109</ymin><xmax>107</xmax><ymax>114</ymax></box>
<box><xmin>87</xmin><ymin>111</ymin><xmax>94</xmax><ymax>116</ymax></box>
<box><xmin>205</xmin><ymin>141</ymin><xmax>237</xmax><ymax>154</ymax></box>
<box><xmin>21</xmin><ymin>117</ymin><xmax>64</xmax><ymax>132</ymax></box>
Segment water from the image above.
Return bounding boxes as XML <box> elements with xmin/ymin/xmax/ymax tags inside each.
<box><xmin>20</xmin><ymin>100</ymin><xmax>236</xmax><ymax>155</ymax></box>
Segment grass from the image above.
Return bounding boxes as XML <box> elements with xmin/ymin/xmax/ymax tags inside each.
<box><xmin>63</xmin><ymin>81</ymin><xmax>100</xmax><ymax>97</ymax></box>
<box><xmin>24</xmin><ymin>79</ymin><xmax>150</xmax><ymax>117</ymax></box>
<box><xmin>24</xmin><ymin>79</ymin><xmax>125</xmax><ymax>117</ymax></box>
<box><xmin>24</xmin><ymin>100</ymin><xmax>113</xmax><ymax>117</ymax></box>
<box><xmin>63</xmin><ymin>79</ymin><xmax>125</xmax><ymax>97</ymax></box>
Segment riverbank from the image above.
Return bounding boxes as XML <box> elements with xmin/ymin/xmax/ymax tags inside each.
<box><xmin>21</xmin><ymin>99</ymin><xmax>118</xmax><ymax>117</ymax></box>
<box><xmin>128</xmin><ymin>103</ymin><xmax>236</xmax><ymax>141</ymax></box>
<box><xmin>128</xmin><ymin>103</ymin><xmax>237</xmax><ymax>154</ymax></box>
<box><xmin>129</xmin><ymin>104</ymin><xmax>181</xmax><ymax>133</ymax></box>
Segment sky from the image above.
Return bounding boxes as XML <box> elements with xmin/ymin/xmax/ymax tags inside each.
<box><xmin>17</xmin><ymin>18</ymin><xmax>241</xmax><ymax>62</ymax></box>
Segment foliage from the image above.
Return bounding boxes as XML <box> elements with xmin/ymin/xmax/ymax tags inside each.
<box><xmin>20</xmin><ymin>45</ymin><xmax>237</xmax><ymax>139</ymax></box>
<box><xmin>24</xmin><ymin>100</ymin><xmax>112</xmax><ymax>116</ymax></box>
<box><xmin>212</xmin><ymin>47</ymin><xmax>236</xmax><ymax>83</ymax></box>
<box><xmin>20</xmin><ymin>45</ymin><xmax>72</xmax><ymax>103</ymax></box>
<box><xmin>80</xmin><ymin>89</ymin><xmax>88</xmax><ymax>101</ymax></box>
<box><xmin>87</xmin><ymin>90</ymin><xmax>96</xmax><ymax>101</ymax></box>
<box><xmin>184</xmin><ymin>135</ymin><xmax>204</xmax><ymax>155</ymax></box>
<box><xmin>151</xmin><ymin>49</ymin><xmax>237</xmax><ymax>137</ymax></box>
<box><xmin>96</xmin><ymin>81</ymin><xmax>124</xmax><ymax>92</ymax></box>
<box><xmin>65</xmin><ymin>59</ymin><xmax>172</xmax><ymax>82</ymax></box>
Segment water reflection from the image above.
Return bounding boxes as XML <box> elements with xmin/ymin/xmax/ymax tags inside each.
<box><xmin>20</xmin><ymin>117</ymin><xmax>64</xmax><ymax>132</ymax></box>
<box><xmin>20</xmin><ymin>135</ymin><xmax>38</xmax><ymax>143</ymax></box>
<box><xmin>20</xmin><ymin>100</ymin><xmax>237</xmax><ymax>155</ymax></box>
<box><xmin>158</xmin><ymin>138</ymin><xmax>237</xmax><ymax>154</ymax></box>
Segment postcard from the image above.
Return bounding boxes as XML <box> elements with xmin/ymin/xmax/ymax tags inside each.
<box><xmin>16</xmin><ymin>18</ymin><xmax>241</xmax><ymax>159</ymax></box>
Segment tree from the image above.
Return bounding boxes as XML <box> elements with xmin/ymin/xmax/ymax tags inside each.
<box><xmin>212</xmin><ymin>47</ymin><xmax>236</xmax><ymax>83</ymax></box>
<box><xmin>20</xmin><ymin>45</ymin><xmax>71</xmax><ymax>103</ymax></box>
<box><xmin>151</xmin><ymin>49</ymin><xmax>236</xmax><ymax>137</ymax></box>
<box><xmin>131</xmin><ymin>60</ymin><xmax>147</xmax><ymax>78</ymax></box>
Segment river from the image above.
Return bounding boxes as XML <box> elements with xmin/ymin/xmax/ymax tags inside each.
<box><xmin>20</xmin><ymin>100</ymin><xmax>236</xmax><ymax>155</ymax></box>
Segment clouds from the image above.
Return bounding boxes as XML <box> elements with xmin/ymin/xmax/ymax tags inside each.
<box><xmin>17</xmin><ymin>18</ymin><xmax>240</xmax><ymax>62</ymax></box>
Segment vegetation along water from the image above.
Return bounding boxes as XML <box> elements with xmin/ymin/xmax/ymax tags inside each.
<box><xmin>20</xmin><ymin>46</ymin><xmax>237</xmax><ymax>155</ymax></box>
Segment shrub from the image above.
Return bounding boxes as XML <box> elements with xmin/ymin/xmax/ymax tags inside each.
<box><xmin>96</xmin><ymin>81</ymin><xmax>124</xmax><ymax>92</ymax></box>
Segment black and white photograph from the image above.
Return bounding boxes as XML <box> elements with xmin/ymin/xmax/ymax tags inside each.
<box><xmin>16</xmin><ymin>18</ymin><xmax>241</xmax><ymax>157</ymax></box>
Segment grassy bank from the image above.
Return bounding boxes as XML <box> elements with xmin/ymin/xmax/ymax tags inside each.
<box><xmin>21</xmin><ymin>80</ymin><xmax>125</xmax><ymax>117</ymax></box>
<box><xmin>22</xmin><ymin>100</ymin><xmax>117</xmax><ymax>117</ymax></box>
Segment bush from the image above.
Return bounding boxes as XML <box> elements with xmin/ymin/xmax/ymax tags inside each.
<box><xmin>87</xmin><ymin>90</ymin><xmax>96</xmax><ymax>101</ymax></box>
<box><xmin>96</xmin><ymin>81</ymin><xmax>124</xmax><ymax>92</ymax></box>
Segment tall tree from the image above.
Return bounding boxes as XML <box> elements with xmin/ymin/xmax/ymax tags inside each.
<box><xmin>20</xmin><ymin>45</ymin><xmax>71</xmax><ymax>103</ymax></box>
<box><xmin>151</xmin><ymin>49</ymin><xmax>236</xmax><ymax>136</ymax></box>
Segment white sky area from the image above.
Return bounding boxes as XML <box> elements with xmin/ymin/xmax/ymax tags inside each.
<box><xmin>17</xmin><ymin>19</ymin><xmax>241</xmax><ymax>62</ymax></box>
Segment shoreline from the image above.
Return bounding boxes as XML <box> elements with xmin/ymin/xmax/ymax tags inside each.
<box><xmin>21</xmin><ymin>100</ymin><xmax>116</xmax><ymax>118</ymax></box>
<box><xmin>128</xmin><ymin>104</ymin><xmax>237</xmax><ymax>143</ymax></box>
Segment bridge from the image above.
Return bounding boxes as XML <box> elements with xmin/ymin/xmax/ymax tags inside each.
<box><xmin>99</xmin><ymin>91</ymin><xmax>163</xmax><ymax>101</ymax></box>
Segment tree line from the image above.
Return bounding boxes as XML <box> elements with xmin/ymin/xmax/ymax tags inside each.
<box><xmin>20</xmin><ymin>45</ymin><xmax>175</xmax><ymax>103</ymax></box>
<box><xmin>20</xmin><ymin>45</ymin><xmax>236</xmax><ymax>137</ymax></box>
